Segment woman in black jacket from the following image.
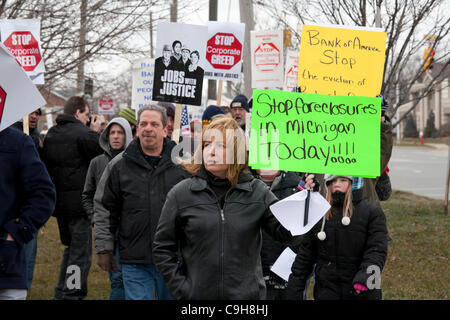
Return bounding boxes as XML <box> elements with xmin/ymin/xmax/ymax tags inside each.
<box><xmin>153</xmin><ymin>116</ymin><xmax>300</xmax><ymax>300</ymax></box>
<box><xmin>287</xmin><ymin>175</ymin><xmax>388</xmax><ymax>300</ymax></box>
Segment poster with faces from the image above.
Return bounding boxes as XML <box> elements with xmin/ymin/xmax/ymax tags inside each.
<box><xmin>152</xmin><ymin>22</ymin><xmax>208</xmax><ymax>106</ymax></box>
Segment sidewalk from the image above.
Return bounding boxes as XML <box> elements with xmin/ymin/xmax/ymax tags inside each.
<box><xmin>427</xmin><ymin>143</ymin><xmax>450</xmax><ymax>156</ymax></box>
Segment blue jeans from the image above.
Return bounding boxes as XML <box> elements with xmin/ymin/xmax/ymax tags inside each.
<box><xmin>24</xmin><ymin>235</ymin><xmax>37</xmax><ymax>289</ymax></box>
<box><xmin>108</xmin><ymin>247</ymin><xmax>125</xmax><ymax>300</ymax></box>
<box><xmin>121</xmin><ymin>263</ymin><xmax>172</xmax><ymax>300</ymax></box>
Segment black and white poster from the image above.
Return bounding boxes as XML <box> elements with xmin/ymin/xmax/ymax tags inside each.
<box><xmin>152</xmin><ymin>22</ymin><xmax>207</xmax><ymax>106</ymax></box>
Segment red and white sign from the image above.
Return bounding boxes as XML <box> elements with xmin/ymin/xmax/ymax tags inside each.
<box><xmin>254</xmin><ymin>43</ymin><xmax>281</xmax><ymax>72</ymax></box>
<box><xmin>204</xmin><ymin>21</ymin><xmax>245</xmax><ymax>82</ymax></box>
<box><xmin>206</xmin><ymin>33</ymin><xmax>241</xmax><ymax>70</ymax></box>
<box><xmin>3</xmin><ymin>32</ymin><xmax>41</xmax><ymax>71</ymax></box>
<box><xmin>250</xmin><ymin>30</ymin><xmax>284</xmax><ymax>88</ymax></box>
<box><xmin>284</xmin><ymin>49</ymin><xmax>299</xmax><ymax>91</ymax></box>
<box><xmin>0</xmin><ymin>42</ymin><xmax>46</xmax><ymax>132</ymax></box>
<box><xmin>98</xmin><ymin>95</ymin><xmax>114</xmax><ymax>115</ymax></box>
<box><xmin>0</xmin><ymin>19</ymin><xmax>45</xmax><ymax>84</ymax></box>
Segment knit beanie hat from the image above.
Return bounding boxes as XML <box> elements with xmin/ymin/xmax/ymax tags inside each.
<box><xmin>324</xmin><ymin>175</ymin><xmax>353</xmax><ymax>187</ymax></box>
<box><xmin>118</xmin><ymin>107</ymin><xmax>137</xmax><ymax>125</ymax></box>
<box><xmin>202</xmin><ymin>105</ymin><xmax>224</xmax><ymax>127</ymax></box>
<box><xmin>230</xmin><ymin>94</ymin><xmax>249</xmax><ymax>112</ymax></box>
<box><xmin>318</xmin><ymin>175</ymin><xmax>359</xmax><ymax>241</ymax></box>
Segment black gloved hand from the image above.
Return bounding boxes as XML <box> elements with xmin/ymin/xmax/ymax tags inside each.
<box><xmin>376</xmin><ymin>94</ymin><xmax>389</xmax><ymax>116</ymax></box>
<box><xmin>97</xmin><ymin>250</ymin><xmax>118</xmax><ymax>272</ymax></box>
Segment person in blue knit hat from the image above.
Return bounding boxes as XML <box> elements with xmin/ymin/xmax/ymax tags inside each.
<box><xmin>202</xmin><ymin>105</ymin><xmax>224</xmax><ymax>127</ymax></box>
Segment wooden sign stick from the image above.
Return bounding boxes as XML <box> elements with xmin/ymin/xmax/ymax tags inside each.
<box><xmin>217</xmin><ymin>80</ymin><xmax>223</xmax><ymax>106</ymax></box>
<box><xmin>172</xmin><ymin>103</ymin><xmax>182</xmax><ymax>144</ymax></box>
<box><xmin>23</xmin><ymin>116</ymin><xmax>29</xmax><ymax>135</ymax></box>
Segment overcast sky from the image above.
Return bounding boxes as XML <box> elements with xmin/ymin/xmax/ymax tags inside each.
<box><xmin>89</xmin><ymin>0</ymin><xmax>245</xmax><ymax>78</ymax></box>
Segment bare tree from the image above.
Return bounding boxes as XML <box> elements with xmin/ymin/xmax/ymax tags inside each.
<box><xmin>0</xmin><ymin>0</ymin><xmax>202</xmax><ymax>100</ymax></box>
<box><xmin>254</xmin><ymin>0</ymin><xmax>450</xmax><ymax>128</ymax></box>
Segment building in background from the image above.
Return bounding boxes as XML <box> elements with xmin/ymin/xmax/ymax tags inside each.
<box><xmin>397</xmin><ymin>61</ymin><xmax>450</xmax><ymax>138</ymax></box>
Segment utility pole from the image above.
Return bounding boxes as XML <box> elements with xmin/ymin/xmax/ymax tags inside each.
<box><xmin>239</xmin><ymin>0</ymin><xmax>254</xmax><ymax>99</ymax></box>
<box><xmin>77</xmin><ymin>0</ymin><xmax>87</xmax><ymax>95</ymax></box>
<box><xmin>170</xmin><ymin>0</ymin><xmax>177</xmax><ymax>22</ymax></box>
<box><xmin>208</xmin><ymin>0</ymin><xmax>218</xmax><ymax>102</ymax></box>
<box><xmin>150</xmin><ymin>11</ymin><xmax>154</xmax><ymax>58</ymax></box>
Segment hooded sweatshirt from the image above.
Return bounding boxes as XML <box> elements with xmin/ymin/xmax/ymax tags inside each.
<box><xmin>81</xmin><ymin>117</ymin><xmax>133</xmax><ymax>217</ymax></box>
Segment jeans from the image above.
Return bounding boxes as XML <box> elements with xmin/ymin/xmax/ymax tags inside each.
<box><xmin>121</xmin><ymin>263</ymin><xmax>172</xmax><ymax>300</ymax></box>
<box><xmin>54</xmin><ymin>216</ymin><xmax>92</xmax><ymax>300</ymax></box>
<box><xmin>23</xmin><ymin>234</ymin><xmax>37</xmax><ymax>289</ymax></box>
<box><xmin>108</xmin><ymin>246</ymin><xmax>125</xmax><ymax>300</ymax></box>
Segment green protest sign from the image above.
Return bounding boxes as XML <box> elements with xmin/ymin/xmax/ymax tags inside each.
<box><xmin>248</xmin><ymin>89</ymin><xmax>381</xmax><ymax>178</ymax></box>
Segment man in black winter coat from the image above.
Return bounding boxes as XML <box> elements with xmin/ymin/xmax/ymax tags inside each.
<box><xmin>93</xmin><ymin>105</ymin><xmax>190</xmax><ymax>300</ymax></box>
<box><xmin>41</xmin><ymin>96</ymin><xmax>102</xmax><ymax>300</ymax></box>
<box><xmin>0</xmin><ymin>127</ymin><xmax>56</xmax><ymax>300</ymax></box>
<box><xmin>10</xmin><ymin>108</ymin><xmax>43</xmax><ymax>290</ymax></box>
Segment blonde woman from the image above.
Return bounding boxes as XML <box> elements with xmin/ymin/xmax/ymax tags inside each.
<box><xmin>153</xmin><ymin>116</ymin><xmax>300</xmax><ymax>300</ymax></box>
<box><xmin>287</xmin><ymin>175</ymin><xmax>388</xmax><ymax>300</ymax></box>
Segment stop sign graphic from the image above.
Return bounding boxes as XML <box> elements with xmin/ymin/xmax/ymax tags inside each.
<box><xmin>206</xmin><ymin>33</ymin><xmax>242</xmax><ymax>70</ymax></box>
<box><xmin>99</xmin><ymin>96</ymin><xmax>113</xmax><ymax>110</ymax></box>
<box><xmin>254</xmin><ymin>42</ymin><xmax>281</xmax><ymax>72</ymax></box>
<box><xmin>3</xmin><ymin>31</ymin><xmax>42</xmax><ymax>72</ymax></box>
<box><xmin>0</xmin><ymin>86</ymin><xmax>6</xmax><ymax>123</ymax></box>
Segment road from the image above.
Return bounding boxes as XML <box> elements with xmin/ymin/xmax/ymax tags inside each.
<box><xmin>388</xmin><ymin>143</ymin><xmax>449</xmax><ymax>200</ymax></box>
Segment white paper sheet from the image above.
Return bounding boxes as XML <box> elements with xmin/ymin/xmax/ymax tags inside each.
<box><xmin>270</xmin><ymin>189</ymin><xmax>331</xmax><ymax>236</ymax></box>
<box><xmin>270</xmin><ymin>247</ymin><xmax>297</xmax><ymax>282</ymax></box>
<box><xmin>0</xmin><ymin>42</ymin><xmax>46</xmax><ymax>131</ymax></box>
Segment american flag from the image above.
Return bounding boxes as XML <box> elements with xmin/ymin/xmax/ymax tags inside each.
<box><xmin>180</xmin><ymin>105</ymin><xmax>191</xmax><ymax>137</ymax></box>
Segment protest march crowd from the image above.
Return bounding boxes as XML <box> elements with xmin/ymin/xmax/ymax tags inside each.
<box><xmin>0</xmin><ymin>91</ymin><xmax>393</xmax><ymax>300</ymax></box>
<box><xmin>0</xmin><ymin>18</ymin><xmax>394</xmax><ymax>301</ymax></box>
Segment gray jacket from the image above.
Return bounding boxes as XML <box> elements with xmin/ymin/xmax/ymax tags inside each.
<box><xmin>81</xmin><ymin>117</ymin><xmax>132</xmax><ymax>218</ymax></box>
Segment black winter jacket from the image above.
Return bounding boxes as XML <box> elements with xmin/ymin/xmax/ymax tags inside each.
<box><xmin>11</xmin><ymin>121</ymin><xmax>41</xmax><ymax>152</ymax></box>
<box><xmin>93</xmin><ymin>138</ymin><xmax>190</xmax><ymax>264</ymax></box>
<box><xmin>254</xmin><ymin>172</ymin><xmax>302</xmax><ymax>277</ymax></box>
<box><xmin>152</xmin><ymin>170</ymin><xmax>301</xmax><ymax>300</ymax></box>
<box><xmin>286</xmin><ymin>189</ymin><xmax>388</xmax><ymax>300</ymax></box>
<box><xmin>42</xmin><ymin>114</ymin><xmax>102</xmax><ymax>217</ymax></box>
<box><xmin>0</xmin><ymin>128</ymin><xmax>55</xmax><ymax>289</ymax></box>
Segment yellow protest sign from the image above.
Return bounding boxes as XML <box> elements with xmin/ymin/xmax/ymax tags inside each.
<box><xmin>297</xmin><ymin>24</ymin><xmax>387</xmax><ymax>96</ymax></box>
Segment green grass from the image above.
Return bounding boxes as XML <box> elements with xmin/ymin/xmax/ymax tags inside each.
<box><xmin>27</xmin><ymin>190</ymin><xmax>449</xmax><ymax>300</ymax></box>
<box><xmin>26</xmin><ymin>217</ymin><xmax>109</xmax><ymax>300</ymax></box>
<box><xmin>380</xmin><ymin>190</ymin><xmax>449</xmax><ymax>300</ymax></box>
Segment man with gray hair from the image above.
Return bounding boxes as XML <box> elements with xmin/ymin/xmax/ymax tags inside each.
<box><xmin>93</xmin><ymin>105</ymin><xmax>190</xmax><ymax>300</ymax></box>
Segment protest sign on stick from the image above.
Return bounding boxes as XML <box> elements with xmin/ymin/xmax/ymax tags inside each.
<box><xmin>152</xmin><ymin>22</ymin><xmax>207</xmax><ymax>106</ymax></box>
<box><xmin>131</xmin><ymin>58</ymin><xmax>155</xmax><ymax>115</ymax></box>
<box><xmin>248</xmin><ymin>89</ymin><xmax>381</xmax><ymax>178</ymax></box>
<box><xmin>297</xmin><ymin>24</ymin><xmax>387</xmax><ymax>96</ymax></box>
<box><xmin>205</xmin><ymin>21</ymin><xmax>245</xmax><ymax>83</ymax></box>
<box><xmin>98</xmin><ymin>95</ymin><xmax>114</xmax><ymax>115</ymax></box>
<box><xmin>0</xmin><ymin>19</ymin><xmax>45</xmax><ymax>84</ymax></box>
<box><xmin>250</xmin><ymin>30</ymin><xmax>284</xmax><ymax>88</ymax></box>
<box><xmin>284</xmin><ymin>49</ymin><xmax>299</xmax><ymax>91</ymax></box>
<box><xmin>0</xmin><ymin>42</ymin><xmax>46</xmax><ymax>132</ymax></box>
